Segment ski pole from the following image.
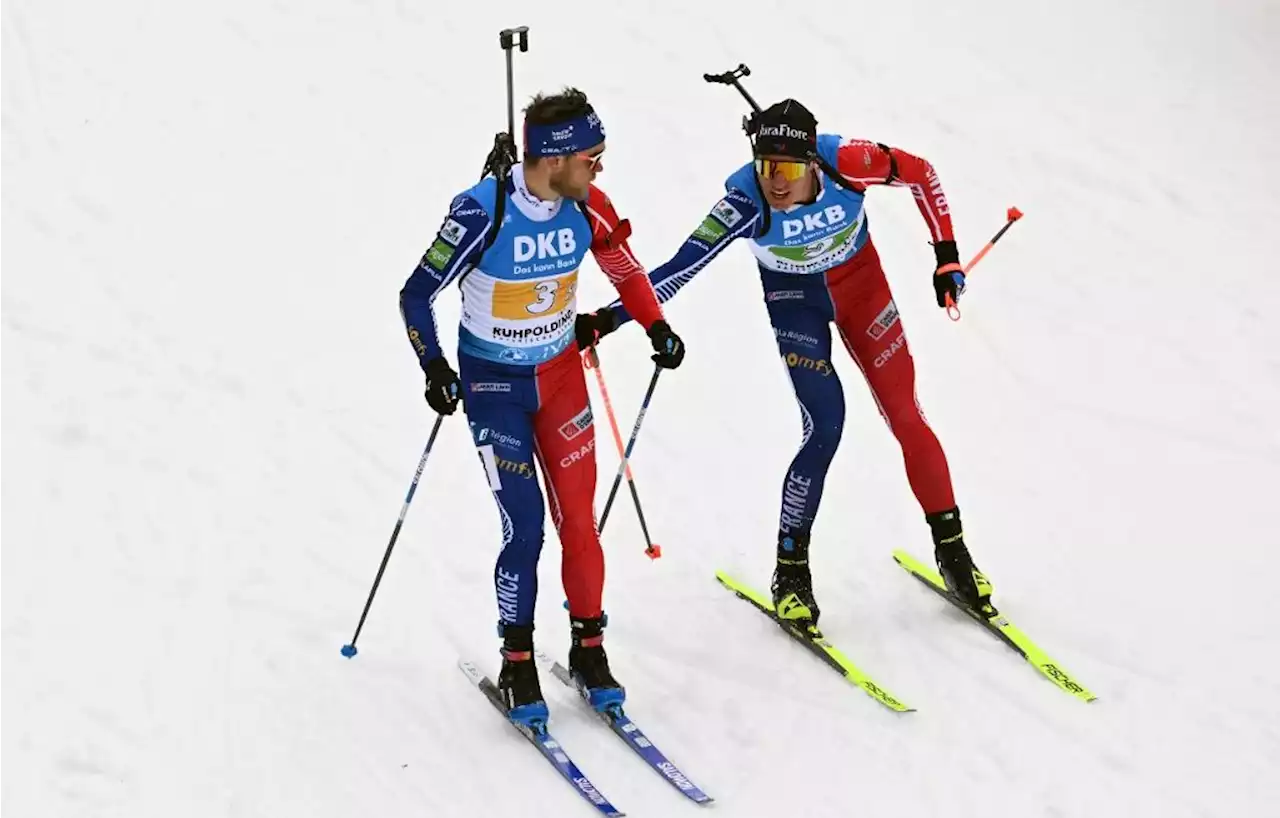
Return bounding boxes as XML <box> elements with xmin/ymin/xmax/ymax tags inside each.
<box><xmin>584</xmin><ymin>348</ymin><xmax>661</xmax><ymax>559</ymax></box>
<box><xmin>944</xmin><ymin>206</ymin><xmax>1024</xmax><ymax>321</ymax></box>
<box><xmin>341</xmin><ymin>415</ymin><xmax>444</xmax><ymax>658</ymax></box>
<box><xmin>598</xmin><ymin>364</ymin><xmax>663</xmax><ymax>539</ymax></box>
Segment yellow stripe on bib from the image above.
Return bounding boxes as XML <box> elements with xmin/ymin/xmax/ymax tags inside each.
<box><xmin>491</xmin><ymin>272</ymin><xmax>579</xmax><ymax>320</ymax></box>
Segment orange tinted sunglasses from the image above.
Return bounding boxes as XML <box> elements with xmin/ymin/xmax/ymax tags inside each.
<box><xmin>755</xmin><ymin>159</ymin><xmax>808</xmax><ymax>181</ymax></box>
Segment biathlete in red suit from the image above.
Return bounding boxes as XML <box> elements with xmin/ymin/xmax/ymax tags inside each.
<box><xmin>581</xmin><ymin>98</ymin><xmax>994</xmax><ymax>627</ymax></box>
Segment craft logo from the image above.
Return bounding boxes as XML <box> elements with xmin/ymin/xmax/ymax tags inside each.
<box><xmin>873</xmin><ymin>333</ymin><xmax>906</xmax><ymax>369</ymax></box>
<box><xmin>559</xmin><ymin>438</ymin><xmax>596</xmax><ymax>468</ymax></box>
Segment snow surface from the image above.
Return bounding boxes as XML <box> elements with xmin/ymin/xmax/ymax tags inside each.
<box><xmin>5</xmin><ymin>0</ymin><xmax>1280</xmax><ymax>816</ymax></box>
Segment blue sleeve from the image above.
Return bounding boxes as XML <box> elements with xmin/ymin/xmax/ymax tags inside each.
<box><xmin>399</xmin><ymin>193</ymin><xmax>494</xmax><ymax>372</ymax></box>
<box><xmin>610</xmin><ymin>188</ymin><xmax>762</xmax><ymax>327</ymax></box>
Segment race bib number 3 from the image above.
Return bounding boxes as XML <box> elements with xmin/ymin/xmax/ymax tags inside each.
<box><xmin>492</xmin><ymin>272</ymin><xmax>578</xmax><ymax>320</ymax></box>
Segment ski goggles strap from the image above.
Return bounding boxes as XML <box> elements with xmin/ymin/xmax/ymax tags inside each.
<box><xmin>524</xmin><ymin>110</ymin><xmax>606</xmax><ymax>157</ymax></box>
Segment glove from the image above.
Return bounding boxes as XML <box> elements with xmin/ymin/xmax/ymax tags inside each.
<box><xmin>575</xmin><ymin>309</ymin><xmax>619</xmax><ymax>351</ymax></box>
<box><xmin>932</xmin><ymin>239</ymin><xmax>966</xmax><ymax>308</ymax></box>
<box><xmin>424</xmin><ymin>356</ymin><xmax>461</xmax><ymax>415</ymax></box>
<box><xmin>646</xmin><ymin>319</ymin><xmax>685</xmax><ymax>369</ymax></box>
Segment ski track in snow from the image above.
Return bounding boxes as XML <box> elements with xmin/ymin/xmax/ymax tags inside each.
<box><xmin>4</xmin><ymin>0</ymin><xmax>1279</xmax><ymax>816</ymax></box>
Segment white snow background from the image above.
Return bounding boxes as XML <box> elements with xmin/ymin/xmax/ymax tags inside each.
<box><xmin>4</xmin><ymin>0</ymin><xmax>1280</xmax><ymax>816</ymax></box>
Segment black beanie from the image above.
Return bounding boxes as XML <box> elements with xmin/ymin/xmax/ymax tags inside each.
<box><xmin>752</xmin><ymin>99</ymin><xmax>818</xmax><ymax>159</ymax></box>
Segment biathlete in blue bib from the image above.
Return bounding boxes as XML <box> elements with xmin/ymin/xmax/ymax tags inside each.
<box><xmin>400</xmin><ymin>89</ymin><xmax>685</xmax><ymax>726</ymax></box>
<box><xmin>584</xmin><ymin>98</ymin><xmax>995</xmax><ymax>625</ymax></box>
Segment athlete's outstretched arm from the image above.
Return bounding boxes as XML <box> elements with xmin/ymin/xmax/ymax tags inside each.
<box><xmin>399</xmin><ymin>194</ymin><xmax>492</xmax><ymax>371</ymax></box>
<box><xmin>608</xmin><ymin>188</ymin><xmax>763</xmax><ymax>327</ymax></box>
<box><xmin>834</xmin><ymin>140</ymin><xmax>956</xmax><ymax>245</ymax></box>
<box><xmin>582</xmin><ymin>185</ymin><xmax>664</xmax><ymax>330</ymax></box>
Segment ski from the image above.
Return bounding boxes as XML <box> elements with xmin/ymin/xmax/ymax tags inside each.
<box><xmin>891</xmin><ymin>549</ymin><xmax>1097</xmax><ymax>702</ymax></box>
<box><xmin>535</xmin><ymin>651</ymin><xmax>714</xmax><ymax>806</ymax></box>
<box><xmin>457</xmin><ymin>659</ymin><xmax>626</xmax><ymax>817</ymax></box>
<box><xmin>714</xmin><ymin>570</ymin><xmax>914</xmax><ymax>713</ymax></box>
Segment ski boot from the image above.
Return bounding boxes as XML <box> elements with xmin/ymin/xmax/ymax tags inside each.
<box><xmin>927</xmin><ymin>507</ymin><xmax>996</xmax><ymax>614</ymax></box>
<box><xmin>771</xmin><ymin>531</ymin><xmax>821</xmax><ymax>632</ymax></box>
<box><xmin>568</xmin><ymin>615</ymin><xmax>626</xmax><ymax>713</ymax></box>
<box><xmin>496</xmin><ymin>624</ymin><xmax>549</xmax><ymax>728</ymax></box>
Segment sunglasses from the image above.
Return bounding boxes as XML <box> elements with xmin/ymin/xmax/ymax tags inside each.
<box><xmin>755</xmin><ymin>159</ymin><xmax>808</xmax><ymax>182</ymax></box>
<box><xmin>578</xmin><ymin>150</ymin><xmax>605</xmax><ymax>171</ymax></box>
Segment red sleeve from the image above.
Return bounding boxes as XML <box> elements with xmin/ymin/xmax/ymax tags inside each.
<box><xmin>583</xmin><ymin>184</ymin><xmax>664</xmax><ymax>330</ymax></box>
<box><xmin>834</xmin><ymin>139</ymin><xmax>955</xmax><ymax>244</ymax></box>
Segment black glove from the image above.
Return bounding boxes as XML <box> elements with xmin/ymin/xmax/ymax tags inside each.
<box><xmin>932</xmin><ymin>240</ymin><xmax>966</xmax><ymax>308</ymax></box>
<box><xmin>646</xmin><ymin>319</ymin><xmax>685</xmax><ymax>369</ymax></box>
<box><xmin>575</xmin><ymin>309</ymin><xmax>619</xmax><ymax>351</ymax></box>
<box><xmin>424</xmin><ymin>356</ymin><xmax>461</xmax><ymax>415</ymax></box>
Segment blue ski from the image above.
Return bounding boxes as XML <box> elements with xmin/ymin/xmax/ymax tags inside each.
<box><xmin>535</xmin><ymin>651</ymin><xmax>714</xmax><ymax>806</ymax></box>
<box><xmin>457</xmin><ymin>659</ymin><xmax>625</xmax><ymax>817</ymax></box>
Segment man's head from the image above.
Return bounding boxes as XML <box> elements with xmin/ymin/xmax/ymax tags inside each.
<box><xmin>752</xmin><ymin>98</ymin><xmax>819</xmax><ymax>210</ymax></box>
<box><xmin>522</xmin><ymin>88</ymin><xmax>606</xmax><ymax>202</ymax></box>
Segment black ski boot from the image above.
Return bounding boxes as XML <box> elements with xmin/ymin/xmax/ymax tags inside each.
<box><xmin>496</xmin><ymin>624</ymin><xmax>548</xmax><ymax>727</ymax></box>
<box><xmin>568</xmin><ymin>615</ymin><xmax>625</xmax><ymax>712</ymax></box>
<box><xmin>927</xmin><ymin>507</ymin><xmax>995</xmax><ymax>614</ymax></box>
<box><xmin>771</xmin><ymin>531</ymin><xmax>821</xmax><ymax>630</ymax></box>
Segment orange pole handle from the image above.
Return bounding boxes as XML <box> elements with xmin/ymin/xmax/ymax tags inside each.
<box><xmin>946</xmin><ymin>206</ymin><xmax>1024</xmax><ymax>322</ymax></box>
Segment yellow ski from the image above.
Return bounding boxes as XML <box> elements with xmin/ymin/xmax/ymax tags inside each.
<box><xmin>715</xmin><ymin>570</ymin><xmax>914</xmax><ymax>713</ymax></box>
<box><xmin>892</xmin><ymin>549</ymin><xmax>1097</xmax><ymax>703</ymax></box>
